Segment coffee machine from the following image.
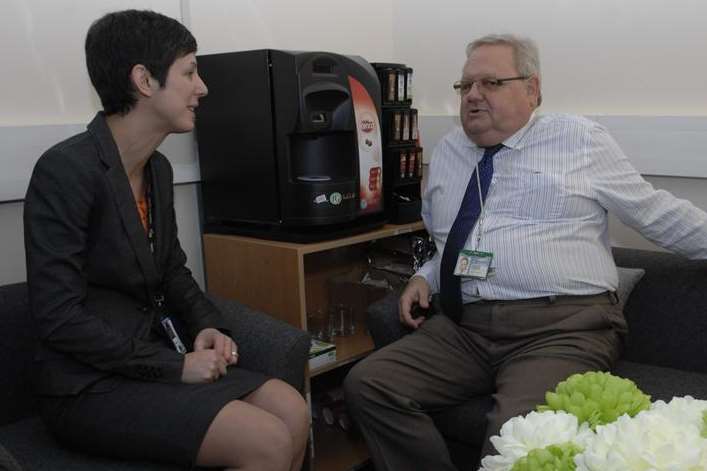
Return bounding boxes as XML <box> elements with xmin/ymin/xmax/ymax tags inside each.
<box><xmin>195</xmin><ymin>49</ymin><xmax>385</xmax><ymax>241</ymax></box>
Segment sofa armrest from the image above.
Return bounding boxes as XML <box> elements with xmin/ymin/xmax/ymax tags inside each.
<box><xmin>0</xmin><ymin>441</ymin><xmax>22</xmax><ymax>471</ymax></box>
<box><xmin>209</xmin><ymin>296</ymin><xmax>310</xmax><ymax>392</ymax></box>
<box><xmin>367</xmin><ymin>292</ymin><xmax>412</xmax><ymax>349</ymax></box>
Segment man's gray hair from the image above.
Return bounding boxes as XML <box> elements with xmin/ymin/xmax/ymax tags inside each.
<box><xmin>466</xmin><ymin>34</ymin><xmax>541</xmax><ymax>80</ymax></box>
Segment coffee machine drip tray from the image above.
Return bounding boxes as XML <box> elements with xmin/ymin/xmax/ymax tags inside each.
<box><xmin>297</xmin><ymin>176</ymin><xmax>332</xmax><ymax>182</ymax></box>
<box><xmin>204</xmin><ymin>213</ymin><xmax>387</xmax><ymax>243</ymax></box>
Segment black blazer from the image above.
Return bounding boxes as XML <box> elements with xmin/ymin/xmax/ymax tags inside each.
<box><xmin>24</xmin><ymin>113</ymin><xmax>226</xmax><ymax>395</ymax></box>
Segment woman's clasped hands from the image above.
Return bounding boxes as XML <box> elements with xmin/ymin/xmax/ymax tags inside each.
<box><xmin>181</xmin><ymin>328</ymin><xmax>239</xmax><ymax>383</ymax></box>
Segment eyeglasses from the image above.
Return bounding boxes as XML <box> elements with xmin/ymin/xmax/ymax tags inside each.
<box><xmin>452</xmin><ymin>76</ymin><xmax>529</xmax><ymax>95</ymax></box>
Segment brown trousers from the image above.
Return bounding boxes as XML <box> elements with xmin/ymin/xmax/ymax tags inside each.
<box><xmin>344</xmin><ymin>293</ymin><xmax>625</xmax><ymax>471</ymax></box>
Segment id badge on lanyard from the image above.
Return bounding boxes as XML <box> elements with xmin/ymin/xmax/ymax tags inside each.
<box><xmin>145</xmin><ymin>180</ymin><xmax>185</xmax><ymax>354</ymax></box>
<box><xmin>453</xmin><ymin>161</ymin><xmax>496</xmax><ymax>280</ymax></box>
<box><xmin>154</xmin><ymin>294</ymin><xmax>187</xmax><ymax>354</ymax></box>
<box><xmin>160</xmin><ymin>315</ymin><xmax>187</xmax><ymax>354</ymax></box>
<box><xmin>454</xmin><ymin>249</ymin><xmax>494</xmax><ymax>280</ymax></box>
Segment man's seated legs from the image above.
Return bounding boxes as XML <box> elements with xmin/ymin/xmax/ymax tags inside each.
<box><xmin>349</xmin><ymin>295</ymin><xmax>623</xmax><ymax>470</ymax></box>
<box><xmin>345</xmin><ymin>314</ymin><xmax>494</xmax><ymax>471</ymax></box>
<box><xmin>475</xmin><ymin>296</ymin><xmax>624</xmax><ymax>460</ymax></box>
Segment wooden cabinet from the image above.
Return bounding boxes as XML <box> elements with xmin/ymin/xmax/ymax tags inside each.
<box><xmin>203</xmin><ymin>221</ymin><xmax>425</xmax><ymax>471</ymax></box>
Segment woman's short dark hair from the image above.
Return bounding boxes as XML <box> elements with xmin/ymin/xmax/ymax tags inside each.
<box><xmin>85</xmin><ymin>10</ymin><xmax>197</xmax><ymax>115</ymax></box>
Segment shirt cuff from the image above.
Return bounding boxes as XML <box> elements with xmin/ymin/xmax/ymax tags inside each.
<box><xmin>414</xmin><ymin>260</ymin><xmax>439</xmax><ymax>294</ymax></box>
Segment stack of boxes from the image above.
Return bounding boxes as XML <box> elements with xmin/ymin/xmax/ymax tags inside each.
<box><xmin>371</xmin><ymin>63</ymin><xmax>423</xmax><ymax>224</ymax></box>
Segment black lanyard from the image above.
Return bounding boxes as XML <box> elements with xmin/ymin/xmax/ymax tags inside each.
<box><xmin>143</xmin><ymin>172</ymin><xmax>185</xmax><ymax>353</ymax></box>
<box><xmin>145</xmin><ymin>176</ymin><xmax>155</xmax><ymax>255</ymax></box>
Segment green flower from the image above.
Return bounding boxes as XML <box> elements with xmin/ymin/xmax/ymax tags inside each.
<box><xmin>510</xmin><ymin>442</ymin><xmax>582</xmax><ymax>471</ymax></box>
<box><xmin>537</xmin><ymin>371</ymin><xmax>651</xmax><ymax>428</ymax></box>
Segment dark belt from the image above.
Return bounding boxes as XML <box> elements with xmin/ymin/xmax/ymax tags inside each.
<box><xmin>428</xmin><ymin>291</ymin><xmax>620</xmax><ymax>324</ymax></box>
<box><xmin>472</xmin><ymin>291</ymin><xmax>620</xmax><ymax>306</ymax></box>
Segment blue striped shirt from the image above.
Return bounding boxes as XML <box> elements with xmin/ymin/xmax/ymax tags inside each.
<box><xmin>417</xmin><ymin>113</ymin><xmax>707</xmax><ymax>301</ymax></box>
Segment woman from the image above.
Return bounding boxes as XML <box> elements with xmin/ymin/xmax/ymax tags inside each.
<box><xmin>23</xmin><ymin>10</ymin><xmax>308</xmax><ymax>471</ymax></box>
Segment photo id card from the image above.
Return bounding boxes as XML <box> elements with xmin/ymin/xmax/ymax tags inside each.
<box><xmin>160</xmin><ymin>315</ymin><xmax>187</xmax><ymax>354</ymax></box>
<box><xmin>454</xmin><ymin>249</ymin><xmax>494</xmax><ymax>279</ymax></box>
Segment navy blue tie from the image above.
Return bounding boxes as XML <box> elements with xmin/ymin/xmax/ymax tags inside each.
<box><xmin>439</xmin><ymin>144</ymin><xmax>504</xmax><ymax>322</ymax></box>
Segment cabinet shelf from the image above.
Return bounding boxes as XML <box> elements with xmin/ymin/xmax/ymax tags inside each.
<box><xmin>313</xmin><ymin>418</ymin><xmax>369</xmax><ymax>471</ymax></box>
<box><xmin>310</xmin><ymin>329</ymin><xmax>375</xmax><ymax>377</ymax></box>
<box><xmin>202</xmin><ymin>221</ymin><xmax>426</xmax><ymax>471</ymax></box>
<box><xmin>203</xmin><ymin>221</ymin><xmax>423</xmax><ymax>329</ymax></box>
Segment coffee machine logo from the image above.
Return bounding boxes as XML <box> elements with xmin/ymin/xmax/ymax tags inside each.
<box><xmin>314</xmin><ymin>192</ymin><xmax>354</xmax><ymax>206</ymax></box>
<box><xmin>359</xmin><ymin>111</ymin><xmax>377</xmax><ymax>149</ymax></box>
<box><xmin>329</xmin><ymin>192</ymin><xmax>342</xmax><ymax>205</ymax></box>
<box><xmin>348</xmin><ymin>74</ymin><xmax>383</xmax><ymax>215</ymax></box>
<box><xmin>360</xmin><ymin>112</ymin><xmax>377</xmax><ymax>134</ymax></box>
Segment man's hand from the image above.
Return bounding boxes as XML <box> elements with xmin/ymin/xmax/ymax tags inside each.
<box><xmin>399</xmin><ymin>275</ymin><xmax>431</xmax><ymax>329</ymax></box>
<box><xmin>194</xmin><ymin>328</ymin><xmax>239</xmax><ymax>365</ymax></box>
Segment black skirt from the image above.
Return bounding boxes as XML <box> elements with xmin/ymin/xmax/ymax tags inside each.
<box><xmin>40</xmin><ymin>366</ymin><xmax>269</xmax><ymax>467</ymax></box>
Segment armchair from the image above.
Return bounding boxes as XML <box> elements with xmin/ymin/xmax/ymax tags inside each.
<box><xmin>0</xmin><ymin>282</ymin><xmax>309</xmax><ymax>471</ymax></box>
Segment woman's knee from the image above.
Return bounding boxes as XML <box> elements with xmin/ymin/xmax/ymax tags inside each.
<box><xmin>248</xmin><ymin>379</ymin><xmax>310</xmax><ymax>435</ymax></box>
<box><xmin>288</xmin><ymin>391</ymin><xmax>310</xmax><ymax>438</ymax></box>
<box><xmin>275</xmin><ymin>380</ymin><xmax>309</xmax><ymax>424</ymax></box>
<box><xmin>197</xmin><ymin>401</ymin><xmax>295</xmax><ymax>470</ymax></box>
<box><xmin>274</xmin><ymin>383</ymin><xmax>309</xmax><ymax>444</ymax></box>
<box><xmin>256</xmin><ymin>418</ymin><xmax>295</xmax><ymax>469</ymax></box>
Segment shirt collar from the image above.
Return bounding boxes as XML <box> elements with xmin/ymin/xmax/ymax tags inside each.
<box><xmin>502</xmin><ymin>112</ymin><xmax>537</xmax><ymax>150</ymax></box>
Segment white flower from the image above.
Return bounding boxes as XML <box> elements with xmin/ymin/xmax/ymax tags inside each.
<box><xmin>574</xmin><ymin>409</ymin><xmax>707</xmax><ymax>471</ymax></box>
<box><xmin>479</xmin><ymin>411</ymin><xmax>593</xmax><ymax>471</ymax></box>
<box><xmin>650</xmin><ymin>396</ymin><xmax>707</xmax><ymax>431</ymax></box>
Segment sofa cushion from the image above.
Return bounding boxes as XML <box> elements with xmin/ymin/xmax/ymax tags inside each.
<box><xmin>0</xmin><ymin>418</ymin><xmax>182</xmax><ymax>471</ymax></box>
<box><xmin>0</xmin><ymin>283</ymin><xmax>37</xmax><ymax>425</ymax></box>
<box><xmin>430</xmin><ymin>360</ymin><xmax>707</xmax><ymax>448</ymax></box>
<box><xmin>616</xmin><ymin>266</ymin><xmax>645</xmax><ymax>307</ymax></box>
<box><xmin>613</xmin><ymin>360</ymin><xmax>707</xmax><ymax>401</ymax></box>
<box><xmin>0</xmin><ymin>442</ymin><xmax>22</xmax><ymax>471</ymax></box>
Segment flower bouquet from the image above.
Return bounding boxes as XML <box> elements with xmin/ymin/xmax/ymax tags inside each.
<box><xmin>479</xmin><ymin>371</ymin><xmax>707</xmax><ymax>470</ymax></box>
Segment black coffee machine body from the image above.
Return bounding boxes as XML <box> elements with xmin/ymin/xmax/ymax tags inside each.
<box><xmin>195</xmin><ymin>49</ymin><xmax>385</xmax><ymax>241</ymax></box>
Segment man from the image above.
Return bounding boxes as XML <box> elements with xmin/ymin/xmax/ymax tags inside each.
<box><xmin>344</xmin><ymin>34</ymin><xmax>707</xmax><ymax>470</ymax></box>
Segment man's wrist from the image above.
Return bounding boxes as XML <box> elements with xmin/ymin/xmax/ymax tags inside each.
<box><xmin>410</xmin><ymin>273</ymin><xmax>436</xmax><ymax>294</ymax></box>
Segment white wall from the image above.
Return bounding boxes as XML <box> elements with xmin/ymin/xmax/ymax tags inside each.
<box><xmin>1</xmin><ymin>0</ymin><xmax>182</xmax><ymax>126</ymax></box>
<box><xmin>191</xmin><ymin>0</ymin><xmax>394</xmax><ymax>59</ymax></box>
<box><xmin>1</xmin><ymin>0</ymin><xmax>706</xmax><ymax>285</ymax></box>
<box><xmin>1</xmin><ymin>0</ymin><xmax>394</xmax><ymax>128</ymax></box>
<box><xmin>0</xmin><ymin>0</ymin><xmax>395</xmax><ymax>285</ymax></box>
<box><xmin>12</xmin><ymin>1</ymin><xmax>705</xmax><ymax>124</ymax></box>
<box><xmin>391</xmin><ymin>0</ymin><xmax>707</xmax><ymax>117</ymax></box>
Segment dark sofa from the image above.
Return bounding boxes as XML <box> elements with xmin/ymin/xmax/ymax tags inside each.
<box><xmin>366</xmin><ymin>247</ymin><xmax>707</xmax><ymax>470</ymax></box>
<box><xmin>0</xmin><ymin>282</ymin><xmax>310</xmax><ymax>471</ymax></box>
